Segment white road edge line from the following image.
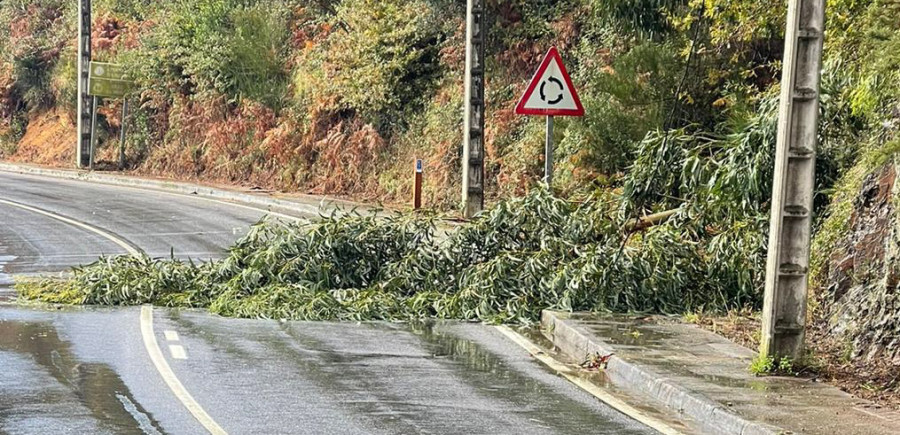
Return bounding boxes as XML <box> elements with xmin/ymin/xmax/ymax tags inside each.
<box><xmin>494</xmin><ymin>325</ymin><xmax>684</xmax><ymax>435</ymax></box>
<box><xmin>0</xmin><ymin>198</ymin><xmax>141</xmax><ymax>257</ymax></box>
<box><xmin>141</xmin><ymin>306</ymin><xmax>226</xmax><ymax>435</ymax></box>
<box><xmin>1</xmin><ymin>167</ymin><xmax>304</xmax><ymax>223</ymax></box>
<box><xmin>164</xmin><ymin>330</ymin><xmax>180</xmax><ymax>341</ymax></box>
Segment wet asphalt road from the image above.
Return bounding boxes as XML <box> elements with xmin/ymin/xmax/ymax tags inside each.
<box><xmin>0</xmin><ymin>170</ymin><xmax>654</xmax><ymax>434</ymax></box>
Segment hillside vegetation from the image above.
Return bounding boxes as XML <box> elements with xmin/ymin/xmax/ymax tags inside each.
<box><xmin>4</xmin><ymin>0</ymin><xmax>900</xmax><ymax>381</ymax></box>
<box><xmin>2</xmin><ymin>0</ymin><xmax>806</xmax><ymax>204</ymax></box>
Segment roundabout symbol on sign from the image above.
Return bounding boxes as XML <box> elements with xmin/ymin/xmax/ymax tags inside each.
<box><xmin>539</xmin><ymin>77</ymin><xmax>565</xmax><ymax>105</ymax></box>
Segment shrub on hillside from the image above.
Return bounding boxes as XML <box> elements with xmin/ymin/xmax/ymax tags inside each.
<box><xmin>132</xmin><ymin>0</ymin><xmax>290</xmax><ymax>106</ymax></box>
<box><xmin>0</xmin><ymin>0</ymin><xmax>73</xmax><ymax>112</ymax></box>
<box><xmin>293</xmin><ymin>0</ymin><xmax>446</xmax><ymax>129</ymax></box>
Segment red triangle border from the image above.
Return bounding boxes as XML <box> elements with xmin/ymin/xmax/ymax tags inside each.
<box><xmin>514</xmin><ymin>46</ymin><xmax>585</xmax><ymax>117</ymax></box>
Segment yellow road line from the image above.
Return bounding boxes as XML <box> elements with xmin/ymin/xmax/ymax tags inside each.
<box><xmin>494</xmin><ymin>325</ymin><xmax>685</xmax><ymax>435</ymax></box>
<box><xmin>0</xmin><ymin>198</ymin><xmax>141</xmax><ymax>256</ymax></box>
<box><xmin>141</xmin><ymin>306</ymin><xmax>227</xmax><ymax>435</ymax></box>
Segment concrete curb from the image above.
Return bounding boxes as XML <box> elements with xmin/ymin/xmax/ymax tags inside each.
<box><xmin>495</xmin><ymin>325</ymin><xmax>689</xmax><ymax>435</ymax></box>
<box><xmin>542</xmin><ymin>311</ymin><xmax>781</xmax><ymax>435</ymax></box>
<box><xmin>0</xmin><ymin>162</ymin><xmax>371</xmax><ymax>218</ymax></box>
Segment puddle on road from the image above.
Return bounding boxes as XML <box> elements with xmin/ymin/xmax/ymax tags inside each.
<box><xmin>289</xmin><ymin>320</ymin><xmax>646</xmax><ymax>433</ymax></box>
<box><xmin>409</xmin><ymin>323</ymin><xmax>630</xmax><ymax>428</ymax></box>
<box><xmin>168</xmin><ymin>312</ymin><xmax>649</xmax><ymax>434</ymax></box>
<box><xmin>0</xmin><ymin>318</ymin><xmax>165</xmax><ymax>434</ymax></box>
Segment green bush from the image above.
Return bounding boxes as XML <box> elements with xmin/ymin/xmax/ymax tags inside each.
<box><xmin>588</xmin><ymin>0</ymin><xmax>687</xmax><ymax>36</ymax></box>
<box><xmin>93</xmin><ymin>0</ymin><xmax>155</xmax><ymax>20</ymax></box>
<box><xmin>294</xmin><ymin>0</ymin><xmax>446</xmax><ymax>128</ymax></box>
<box><xmin>841</xmin><ymin>0</ymin><xmax>900</xmax><ymax>123</ymax></box>
<box><xmin>132</xmin><ymin>0</ymin><xmax>290</xmax><ymax>105</ymax></box>
<box><xmin>0</xmin><ymin>0</ymin><xmax>73</xmax><ymax>111</ymax></box>
<box><xmin>559</xmin><ymin>41</ymin><xmax>679</xmax><ymax>180</ymax></box>
<box><xmin>49</xmin><ymin>46</ymin><xmax>78</xmax><ymax>113</ymax></box>
<box><xmin>0</xmin><ymin>117</ymin><xmax>26</xmax><ymax>156</ymax></box>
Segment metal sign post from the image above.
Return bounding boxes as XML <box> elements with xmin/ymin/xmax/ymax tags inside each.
<box><xmin>544</xmin><ymin>116</ymin><xmax>554</xmax><ymax>185</ymax></box>
<box><xmin>76</xmin><ymin>0</ymin><xmax>92</xmax><ymax>168</ymax></box>
<box><xmin>760</xmin><ymin>0</ymin><xmax>825</xmax><ymax>360</ymax></box>
<box><xmin>89</xmin><ymin>96</ymin><xmax>98</xmax><ymax>170</ymax></box>
<box><xmin>414</xmin><ymin>159</ymin><xmax>424</xmax><ymax>210</ymax></box>
<box><xmin>515</xmin><ymin>47</ymin><xmax>584</xmax><ymax>187</ymax></box>
<box><xmin>462</xmin><ymin>0</ymin><xmax>486</xmax><ymax>218</ymax></box>
<box><xmin>119</xmin><ymin>99</ymin><xmax>128</xmax><ymax>170</ymax></box>
<box><xmin>82</xmin><ymin>61</ymin><xmax>134</xmax><ymax>170</ymax></box>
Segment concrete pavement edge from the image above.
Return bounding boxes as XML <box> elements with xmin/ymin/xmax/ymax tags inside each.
<box><xmin>495</xmin><ymin>325</ymin><xmax>686</xmax><ymax>435</ymax></box>
<box><xmin>541</xmin><ymin>310</ymin><xmax>781</xmax><ymax>435</ymax></box>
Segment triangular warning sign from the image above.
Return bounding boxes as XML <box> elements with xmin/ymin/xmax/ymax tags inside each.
<box><xmin>515</xmin><ymin>47</ymin><xmax>584</xmax><ymax>117</ymax></box>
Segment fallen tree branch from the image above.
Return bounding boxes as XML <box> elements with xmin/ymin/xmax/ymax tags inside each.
<box><xmin>624</xmin><ymin>209</ymin><xmax>679</xmax><ymax>232</ymax></box>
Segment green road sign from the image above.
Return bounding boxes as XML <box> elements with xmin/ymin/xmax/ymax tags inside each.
<box><xmin>88</xmin><ymin>61</ymin><xmax>134</xmax><ymax>98</ymax></box>
<box><xmin>89</xmin><ymin>61</ymin><xmax>129</xmax><ymax>80</ymax></box>
<box><xmin>88</xmin><ymin>78</ymin><xmax>133</xmax><ymax>98</ymax></box>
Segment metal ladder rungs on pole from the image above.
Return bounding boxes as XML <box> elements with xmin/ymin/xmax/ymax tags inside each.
<box><xmin>774</xmin><ymin>324</ymin><xmax>805</xmax><ymax>334</ymax></box>
<box><xmin>783</xmin><ymin>205</ymin><xmax>810</xmax><ymax>218</ymax></box>
<box><xmin>760</xmin><ymin>0</ymin><xmax>826</xmax><ymax>360</ymax></box>
<box><xmin>777</xmin><ymin>263</ymin><xmax>808</xmax><ymax>276</ymax></box>
<box><xmin>788</xmin><ymin>147</ymin><xmax>814</xmax><ymax>158</ymax></box>
<box><xmin>797</xmin><ymin>28</ymin><xmax>822</xmax><ymax>39</ymax></box>
<box><xmin>793</xmin><ymin>88</ymin><xmax>818</xmax><ymax>101</ymax></box>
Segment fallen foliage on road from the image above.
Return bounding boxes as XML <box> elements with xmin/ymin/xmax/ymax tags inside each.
<box><xmin>18</xmin><ymin>187</ymin><xmax>762</xmax><ymax>323</ymax></box>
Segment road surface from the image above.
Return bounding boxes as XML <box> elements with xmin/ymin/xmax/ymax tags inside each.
<box><xmin>0</xmin><ymin>170</ymin><xmax>654</xmax><ymax>434</ymax></box>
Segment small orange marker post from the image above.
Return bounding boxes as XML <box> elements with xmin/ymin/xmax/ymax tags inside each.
<box><xmin>413</xmin><ymin>159</ymin><xmax>423</xmax><ymax>210</ymax></box>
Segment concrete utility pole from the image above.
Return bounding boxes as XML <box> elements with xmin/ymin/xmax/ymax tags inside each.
<box><xmin>462</xmin><ymin>0</ymin><xmax>485</xmax><ymax>218</ymax></box>
<box><xmin>760</xmin><ymin>0</ymin><xmax>825</xmax><ymax>360</ymax></box>
<box><xmin>76</xmin><ymin>0</ymin><xmax>92</xmax><ymax>169</ymax></box>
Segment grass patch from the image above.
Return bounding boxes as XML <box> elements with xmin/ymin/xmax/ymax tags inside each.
<box><xmin>749</xmin><ymin>354</ymin><xmax>797</xmax><ymax>376</ymax></box>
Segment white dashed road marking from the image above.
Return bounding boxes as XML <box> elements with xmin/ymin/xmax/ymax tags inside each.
<box><xmin>141</xmin><ymin>306</ymin><xmax>226</xmax><ymax>434</ymax></box>
<box><xmin>169</xmin><ymin>344</ymin><xmax>187</xmax><ymax>360</ymax></box>
<box><xmin>164</xmin><ymin>330</ymin><xmax>180</xmax><ymax>341</ymax></box>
